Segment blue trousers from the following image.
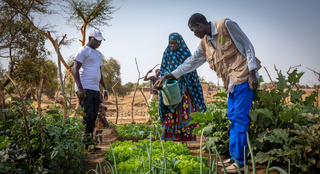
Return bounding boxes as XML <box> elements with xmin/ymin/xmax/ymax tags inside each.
<box><xmin>227</xmin><ymin>81</ymin><xmax>253</xmax><ymax>165</ymax></box>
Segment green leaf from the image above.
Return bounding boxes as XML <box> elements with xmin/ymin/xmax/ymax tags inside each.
<box><xmin>258</xmin><ymin>90</ymin><xmax>275</xmax><ymax>107</ymax></box>
<box><xmin>203</xmin><ymin>125</ymin><xmax>214</xmax><ymax>135</ymax></box>
<box><xmin>255</xmin><ymin>152</ymin><xmax>271</xmax><ymax>163</ymax></box>
<box><xmin>290</xmin><ymin>90</ymin><xmax>305</xmax><ymax>104</ymax></box>
<box><xmin>268</xmin><ymin>166</ymin><xmax>288</xmax><ymax>174</ymax></box>
<box><xmin>213</xmin><ymin>92</ymin><xmax>228</xmax><ymax>98</ymax></box>
<box><xmin>51</xmin><ymin>150</ymin><xmax>58</xmax><ymax>159</ymax></box>
<box><xmin>287</xmin><ymin>69</ymin><xmax>304</xmax><ymax>86</ymax></box>
<box><xmin>250</xmin><ymin>110</ymin><xmax>258</xmax><ymax>122</ymax></box>
<box><xmin>273</xmin><ymin>129</ymin><xmax>289</xmax><ymax>142</ymax></box>
<box><xmin>256</xmin><ymin>108</ymin><xmax>274</xmax><ymax>120</ymax></box>
<box><xmin>276</xmin><ymin>71</ymin><xmax>287</xmax><ymax>93</ymax></box>
<box><xmin>264</xmin><ymin>135</ymin><xmax>282</xmax><ymax>144</ymax></box>
<box><xmin>303</xmin><ymin>91</ymin><xmax>317</xmax><ymax>105</ymax></box>
<box><xmin>0</xmin><ymin>136</ymin><xmax>9</xmax><ymax>149</ymax></box>
<box><xmin>279</xmin><ymin>107</ymin><xmax>294</xmax><ymax>122</ymax></box>
<box><xmin>75</xmin><ymin>108</ymin><xmax>86</xmax><ymax>116</ymax></box>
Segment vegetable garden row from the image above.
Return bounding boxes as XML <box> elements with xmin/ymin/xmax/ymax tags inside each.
<box><xmin>1</xmin><ymin>69</ymin><xmax>319</xmax><ymax>173</ymax></box>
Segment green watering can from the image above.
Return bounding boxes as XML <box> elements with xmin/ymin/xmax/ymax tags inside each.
<box><xmin>161</xmin><ymin>79</ymin><xmax>182</xmax><ymax>106</ymax></box>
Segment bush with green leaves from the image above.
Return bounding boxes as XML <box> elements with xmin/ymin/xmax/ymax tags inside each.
<box><xmin>250</xmin><ymin>70</ymin><xmax>320</xmax><ymax>173</ymax></box>
<box><xmin>189</xmin><ymin>90</ymin><xmax>230</xmax><ymax>154</ymax></box>
<box><xmin>0</xmin><ymin>98</ymin><xmax>85</xmax><ymax>173</ymax></box>
<box><xmin>185</xmin><ymin>69</ymin><xmax>319</xmax><ymax>173</ymax></box>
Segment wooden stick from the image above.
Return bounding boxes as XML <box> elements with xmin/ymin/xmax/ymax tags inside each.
<box><xmin>55</xmin><ymin>40</ymin><xmax>67</xmax><ymax>123</ymax></box>
<box><xmin>274</xmin><ymin>64</ymin><xmax>279</xmax><ymax>78</ymax></box>
<box><xmin>131</xmin><ymin>58</ymin><xmax>141</xmax><ymax>124</ymax></box>
<box><xmin>263</xmin><ymin>66</ymin><xmax>274</xmax><ymax>88</ymax></box>
<box><xmin>112</xmin><ymin>81</ymin><xmax>119</xmax><ymax>124</ymax></box>
<box><xmin>5</xmin><ymin>73</ymin><xmax>30</xmax><ymax>141</ymax></box>
<box><xmin>0</xmin><ymin>85</ymin><xmax>6</xmax><ymax>122</ymax></box>
<box><xmin>287</xmin><ymin>64</ymin><xmax>301</xmax><ymax>75</ymax></box>
<box><xmin>287</xmin><ymin>64</ymin><xmax>301</xmax><ymax>90</ymax></box>
<box><xmin>139</xmin><ymin>88</ymin><xmax>148</xmax><ymax>105</ymax></box>
<box><xmin>149</xmin><ymin>64</ymin><xmax>160</xmax><ymax>72</ymax></box>
<box><xmin>306</xmin><ymin>67</ymin><xmax>320</xmax><ymax>82</ymax></box>
<box><xmin>37</xmin><ymin>69</ymin><xmax>44</xmax><ymax>145</ymax></box>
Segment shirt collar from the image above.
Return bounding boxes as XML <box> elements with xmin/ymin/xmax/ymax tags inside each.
<box><xmin>206</xmin><ymin>21</ymin><xmax>218</xmax><ymax>41</ymax></box>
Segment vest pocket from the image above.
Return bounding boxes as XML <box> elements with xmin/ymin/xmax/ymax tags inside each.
<box><xmin>220</xmin><ymin>39</ymin><xmax>237</xmax><ymax>59</ymax></box>
<box><xmin>230</xmin><ymin>58</ymin><xmax>247</xmax><ymax>72</ymax></box>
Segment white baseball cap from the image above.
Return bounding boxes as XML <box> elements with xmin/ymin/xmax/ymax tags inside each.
<box><xmin>88</xmin><ymin>29</ymin><xmax>105</xmax><ymax>41</ymax></box>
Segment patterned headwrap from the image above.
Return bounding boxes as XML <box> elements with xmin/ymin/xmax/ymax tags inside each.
<box><xmin>159</xmin><ymin>32</ymin><xmax>207</xmax><ymax>122</ymax></box>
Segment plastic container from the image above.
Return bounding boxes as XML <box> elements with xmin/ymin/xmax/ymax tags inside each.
<box><xmin>161</xmin><ymin>79</ymin><xmax>182</xmax><ymax>106</ymax></box>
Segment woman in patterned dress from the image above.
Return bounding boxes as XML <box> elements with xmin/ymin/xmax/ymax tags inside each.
<box><xmin>159</xmin><ymin>32</ymin><xmax>207</xmax><ymax>142</ymax></box>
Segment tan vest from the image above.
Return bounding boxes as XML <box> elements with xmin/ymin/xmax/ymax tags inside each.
<box><xmin>200</xmin><ymin>18</ymin><xmax>261</xmax><ymax>90</ymax></box>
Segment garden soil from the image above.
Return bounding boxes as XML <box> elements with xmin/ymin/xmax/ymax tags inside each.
<box><xmin>41</xmin><ymin>86</ymin><xmax>318</xmax><ymax>174</ymax></box>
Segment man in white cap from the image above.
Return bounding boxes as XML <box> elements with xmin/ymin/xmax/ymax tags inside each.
<box><xmin>73</xmin><ymin>29</ymin><xmax>108</xmax><ymax>153</ymax></box>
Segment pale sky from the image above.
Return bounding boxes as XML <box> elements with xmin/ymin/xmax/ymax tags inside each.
<box><xmin>1</xmin><ymin>0</ymin><xmax>320</xmax><ymax>86</ymax></box>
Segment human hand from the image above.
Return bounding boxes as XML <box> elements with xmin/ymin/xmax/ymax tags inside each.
<box><xmin>154</xmin><ymin>73</ymin><xmax>175</xmax><ymax>89</ymax></box>
<box><xmin>248</xmin><ymin>70</ymin><xmax>258</xmax><ymax>90</ymax></box>
<box><xmin>78</xmin><ymin>88</ymin><xmax>86</xmax><ymax>100</ymax></box>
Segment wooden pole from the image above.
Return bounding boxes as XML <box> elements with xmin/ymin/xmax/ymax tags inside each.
<box><xmin>112</xmin><ymin>81</ymin><xmax>119</xmax><ymax>124</ymax></box>
<box><xmin>37</xmin><ymin>69</ymin><xmax>44</xmax><ymax>145</ymax></box>
<box><xmin>55</xmin><ymin>40</ymin><xmax>68</xmax><ymax>123</ymax></box>
<box><xmin>264</xmin><ymin>66</ymin><xmax>274</xmax><ymax>88</ymax></box>
<box><xmin>0</xmin><ymin>85</ymin><xmax>6</xmax><ymax>122</ymax></box>
<box><xmin>5</xmin><ymin>73</ymin><xmax>30</xmax><ymax>141</ymax></box>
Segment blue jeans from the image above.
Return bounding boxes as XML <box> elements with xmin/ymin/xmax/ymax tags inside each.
<box><xmin>227</xmin><ymin>81</ymin><xmax>253</xmax><ymax>165</ymax></box>
<box><xmin>78</xmin><ymin>89</ymin><xmax>100</xmax><ymax>136</ymax></box>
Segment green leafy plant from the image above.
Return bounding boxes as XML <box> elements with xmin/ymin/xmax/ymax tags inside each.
<box><xmin>115</xmin><ymin>123</ymin><xmax>161</xmax><ymax>139</ymax></box>
<box><xmin>250</xmin><ymin>70</ymin><xmax>320</xmax><ymax>173</ymax></box>
<box><xmin>0</xmin><ymin>99</ymin><xmax>85</xmax><ymax>173</ymax></box>
<box><xmin>105</xmin><ymin>139</ymin><xmax>209</xmax><ymax>173</ymax></box>
<box><xmin>189</xmin><ymin>91</ymin><xmax>229</xmax><ymax>154</ymax></box>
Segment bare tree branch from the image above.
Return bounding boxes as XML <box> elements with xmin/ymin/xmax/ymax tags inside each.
<box><xmin>306</xmin><ymin>67</ymin><xmax>320</xmax><ymax>82</ymax></box>
<box><xmin>274</xmin><ymin>64</ymin><xmax>279</xmax><ymax>78</ymax></box>
<box><xmin>263</xmin><ymin>66</ymin><xmax>274</xmax><ymax>88</ymax></box>
<box><xmin>287</xmin><ymin>64</ymin><xmax>301</xmax><ymax>75</ymax></box>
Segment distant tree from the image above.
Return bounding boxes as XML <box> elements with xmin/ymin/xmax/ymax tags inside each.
<box><xmin>3</xmin><ymin>0</ymin><xmax>117</xmax><ymax>84</ymax></box>
<box><xmin>0</xmin><ymin>3</ymin><xmax>57</xmax><ymax>96</ymax></box>
<box><xmin>139</xmin><ymin>82</ymin><xmax>149</xmax><ymax>88</ymax></box>
<box><xmin>124</xmin><ymin>82</ymin><xmax>135</xmax><ymax>90</ymax></box>
<box><xmin>13</xmin><ymin>58</ymin><xmax>59</xmax><ymax>99</ymax></box>
<box><xmin>101</xmin><ymin>57</ymin><xmax>130</xmax><ymax>97</ymax></box>
<box><xmin>63</xmin><ymin>0</ymin><xmax>116</xmax><ymax>45</ymax></box>
<box><xmin>0</xmin><ymin>5</ymin><xmax>50</xmax><ymax>89</ymax></box>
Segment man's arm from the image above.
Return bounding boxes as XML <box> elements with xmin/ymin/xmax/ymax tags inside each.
<box><xmin>155</xmin><ymin>47</ymin><xmax>207</xmax><ymax>88</ymax></box>
<box><xmin>144</xmin><ymin>69</ymin><xmax>153</xmax><ymax>81</ymax></box>
<box><xmin>99</xmin><ymin>67</ymin><xmax>108</xmax><ymax>101</ymax></box>
<box><xmin>225</xmin><ymin>19</ymin><xmax>259</xmax><ymax>90</ymax></box>
<box><xmin>73</xmin><ymin>60</ymin><xmax>86</xmax><ymax>100</ymax></box>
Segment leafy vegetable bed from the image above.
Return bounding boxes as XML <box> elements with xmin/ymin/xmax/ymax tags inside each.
<box><xmin>105</xmin><ymin>139</ymin><xmax>209</xmax><ymax>174</ymax></box>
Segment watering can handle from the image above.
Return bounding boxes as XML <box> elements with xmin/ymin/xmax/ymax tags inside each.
<box><xmin>163</xmin><ymin>79</ymin><xmax>169</xmax><ymax>88</ymax></box>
